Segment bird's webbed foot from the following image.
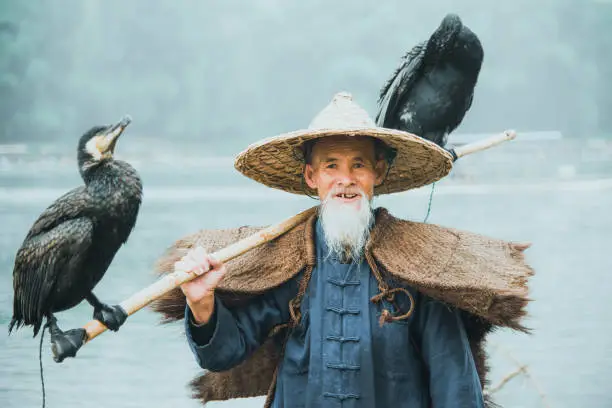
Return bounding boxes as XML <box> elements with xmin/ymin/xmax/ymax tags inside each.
<box><xmin>93</xmin><ymin>303</ymin><xmax>128</xmax><ymax>331</ymax></box>
<box><xmin>47</xmin><ymin>315</ymin><xmax>86</xmax><ymax>363</ymax></box>
<box><xmin>87</xmin><ymin>293</ymin><xmax>127</xmax><ymax>332</ymax></box>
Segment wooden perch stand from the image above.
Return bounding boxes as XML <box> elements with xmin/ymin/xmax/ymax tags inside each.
<box><xmin>50</xmin><ymin>129</ymin><xmax>518</xmax><ymax>363</ymax></box>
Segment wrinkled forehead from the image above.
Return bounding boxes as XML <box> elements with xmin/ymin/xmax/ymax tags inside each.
<box><xmin>306</xmin><ymin>136</ymin><xmax>378</xmax><ymax>164</ymax></box>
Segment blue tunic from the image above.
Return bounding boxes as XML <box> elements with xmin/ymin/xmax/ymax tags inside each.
<box><xmin>185</xmin><ymin>218</ymin><xmax>485</xmax><ymax>407</ymax></box>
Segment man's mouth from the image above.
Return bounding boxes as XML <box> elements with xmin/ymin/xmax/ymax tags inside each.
<box><xmin>334</xmin><ymin>193</ymin><xmax>360</xmax><ymax>202</ymax></box>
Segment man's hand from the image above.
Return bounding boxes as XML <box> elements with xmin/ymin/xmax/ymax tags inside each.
<box><xmin>175</xmin><ymin>246</ymin><xmax>227</xmax><ymax>325</ymax></box>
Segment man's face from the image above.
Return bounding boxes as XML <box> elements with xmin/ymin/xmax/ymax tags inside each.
<box><xmin>303</xmin><ymin>136</ymin><xmax>387</xmax><ymax>206</ymax></box>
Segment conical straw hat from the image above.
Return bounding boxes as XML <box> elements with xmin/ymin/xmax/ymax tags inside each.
<box><xmin>234</xmin><ymin>91</ymin><xmax>454</xmax><ymax>196</ymax></box>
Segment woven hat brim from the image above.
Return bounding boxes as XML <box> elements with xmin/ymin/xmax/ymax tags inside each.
<box><xmin>234</xmin><ymin>127</ymin><xmax>454</xmax><ymax>196</ymax></box>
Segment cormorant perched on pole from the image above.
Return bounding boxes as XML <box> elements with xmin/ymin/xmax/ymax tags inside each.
<box><xmin>375</xmin><ymin>13</ymin><xmax>484</xmax><ymax>148</ymax></box>
<box><xmin>9</xmin><ymin>116</ymin><xmax>142</xmax><ymax>357</ymax></box>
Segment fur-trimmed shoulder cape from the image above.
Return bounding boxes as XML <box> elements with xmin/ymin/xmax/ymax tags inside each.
<box><xmin>150</xmin><ymin>206</ymin><xmax>534</xmax><ymax>406</ymax></box>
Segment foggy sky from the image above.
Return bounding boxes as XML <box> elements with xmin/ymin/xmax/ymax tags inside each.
<box><xmin>1</xmin><ymin>0</ymin><xmax>609</xmax><ymax>154</ymax></box>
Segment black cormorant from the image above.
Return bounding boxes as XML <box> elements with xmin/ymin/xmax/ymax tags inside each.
<box><xmin>375</xmin><ymin>13</ymin><xmax>484</xmax><ymax>148</ymax></box>
<box><xmin>9</xmin><ymin>116</ymin><xmax>142</xmax><ymax>347</ymax></box>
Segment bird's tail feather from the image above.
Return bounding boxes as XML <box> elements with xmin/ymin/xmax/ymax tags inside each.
<box><xmin>7</xmin><ymin>315</ymin><xmax>22</xmax><ymax>335</ymax></box>
<box><xmin>8</xmin><ymin>313</ymin><xmax>44</xmax><ymax>338</ymax></box>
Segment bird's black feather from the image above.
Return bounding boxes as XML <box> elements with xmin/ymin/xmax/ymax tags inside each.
<box><xmin>376</xmin><ymin>42</ymin><xmax>427</xmax><ymax>136</ymax></box>
<box><xmin>376</xmin><ymin>13</ymin><xmax>484</xmax><ymax>148</ymax></box>
<box><xmin>11</xmin><ymin>218</ymin><xmax>94</xmax><ymax>336</ymax></box>
<box><xmin>24</xmin><ymin>187</ymin><xmax>92</xmax><ymax>239</ymax></box>
<box><xmin>9</xmin><ymin>119</ymin><xmax>142</xmax><ymax>338</ymax></box>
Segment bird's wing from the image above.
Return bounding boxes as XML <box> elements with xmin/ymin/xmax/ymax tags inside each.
<box><xmin>464</xmin><ymin>90</ymin><xmax>475</xmax><ymax>113</ymax></box>
<box><xmin>12</xmin><ymin>217</ymin><xmax>94</xmax><ymax>334</ymax></box>
<box><xmin>375</xmin><ymin>42</ymin><xmax>427</xmax><ymax>128</ymax></box>
<box><xmin>25</xmin><ymin>186</ymin><xmax>93</xmax><ymax>240</ymax></box>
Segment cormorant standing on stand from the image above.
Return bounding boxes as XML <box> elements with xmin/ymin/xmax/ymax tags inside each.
<box><xmin>9</xmin><ymin>116</ymin><xmax>142</xmax><ymax>358</ymax></box>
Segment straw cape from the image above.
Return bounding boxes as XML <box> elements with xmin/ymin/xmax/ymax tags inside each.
<box><xmin>149</xmin><ymin>91</ymin><xmax>535</xmax><ymax>407</ymax></box>
<box><xmin>234</xmin><ymin>91</ymin><xmax>455</xmax><ymax>196</ymax></box>
<box><xmin>151</xmin><ymin>208</ymin><xmax>534</xmax><ymax>407</ymax></box>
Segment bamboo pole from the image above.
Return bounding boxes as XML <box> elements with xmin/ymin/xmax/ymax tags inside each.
<box><xmin>52</xmin><ymin>130</ymin><xmax>518</xmax><ymax>362</ymax></box>
<box><xmin>451</xmin><ymin>130</ymin><xmax>517</xmax><ymax>160</ymax></box>
<box><xmin>82</xmin><ymin>205</ymin><xmax>318</xmax><ymax>344</ymax></box>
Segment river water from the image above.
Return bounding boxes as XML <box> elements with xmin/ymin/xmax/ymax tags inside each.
<box><xmin>1</xmin><ymin>149</ymin><xmax>611</xmax><ymax>408</ymax></box>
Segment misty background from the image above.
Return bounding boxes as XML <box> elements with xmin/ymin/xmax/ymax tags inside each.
<box><xmin>1</xmin><ymin>0</ymin><xmax>611</xmax><ymax>150</ymax></box>
<box><xmin>1</xmin><ymin>1</ymin><xmax>611</xmax><ymax>408</ymax></box>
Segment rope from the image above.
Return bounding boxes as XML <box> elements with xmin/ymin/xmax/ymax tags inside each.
<box><xmin>288</xmin><ymin>265</ymin><xmax>314</xmax><ymax>327</ymax></box>
<box><xmin>370</xmin><ymin>287</ymin><xmax>415</xmax><ymax>326</ymax></box>
<box><xmin>39</xmin><ymin>322</ymin><xmax>50</xmax><ymax>408</ymax></box>
<box><xmin>423</xmin><ymin>182</ymin><xmax>436</xmax><ymax>223</ymax></box>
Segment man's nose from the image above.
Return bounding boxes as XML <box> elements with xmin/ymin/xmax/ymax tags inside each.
<box><xmin>335</xmin><ymin>171</ymin><xmax>356</xmax><ymax>186</ymax></box>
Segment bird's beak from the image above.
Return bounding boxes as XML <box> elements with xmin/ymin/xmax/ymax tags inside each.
<box><xmin>99</xmin><ymin>115</ymin><xmax>132</xmax><ymax>155</ymax></box>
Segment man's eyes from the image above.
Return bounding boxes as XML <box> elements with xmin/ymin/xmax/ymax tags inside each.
<box><xmin>324</xmin><ymin>163</ymin><xmax>366</xmax><ymax>169</ymax></box>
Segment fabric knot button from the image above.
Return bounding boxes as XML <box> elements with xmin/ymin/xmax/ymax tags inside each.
<box><xmin>323</xmin><ymin>392</ymin><xmax>361</xmax><ymax>401</ymax></box>
<box><xmin>325</xmin><ymin>306</ymin><xmax>360</xmax><ymax>315</ymax></box>
<box><xmin>326</xmin><ymin>362</ymin><xmax>361</xmax><ymax>371</ymax></box>
<box><xmin>326</xmin><ymin>277</ymin><xmax>360</xmax><ymax>287</ymax></box>
<box><xmin>326</xmin><ymin>335</ymin><xmax>360</xmax><ymax>343</ymax></box>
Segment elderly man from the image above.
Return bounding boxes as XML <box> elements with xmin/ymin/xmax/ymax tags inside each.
<box><xmin>154</xmin><ymin>92</ymin><xmax>533</xmax><ymax>408</ymax></box>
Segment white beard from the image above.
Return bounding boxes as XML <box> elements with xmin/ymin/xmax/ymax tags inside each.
<box><xmin>319</xmin><ymin>188</ymin><xmax>374</xmax><ymax>263</ymax></box>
